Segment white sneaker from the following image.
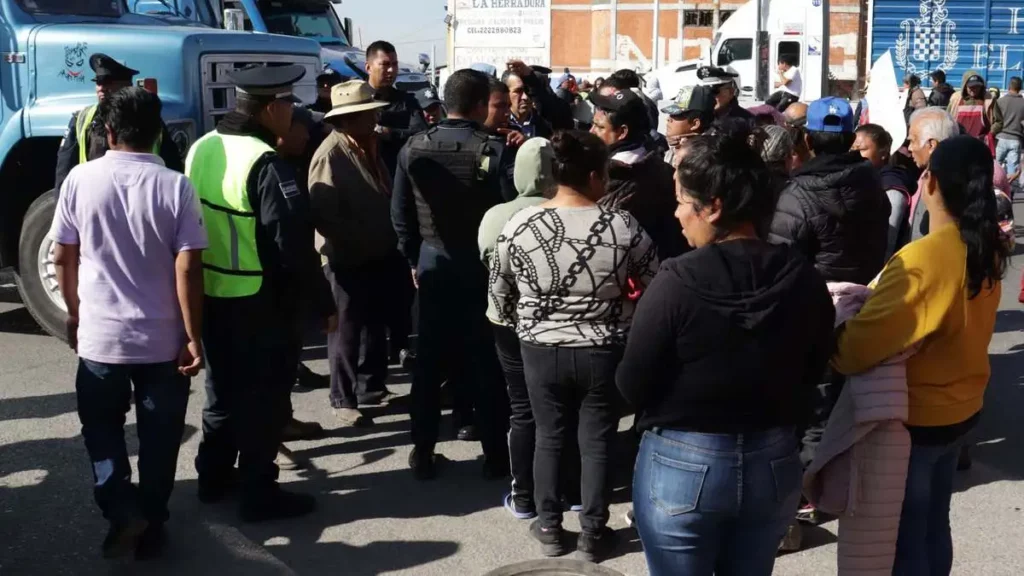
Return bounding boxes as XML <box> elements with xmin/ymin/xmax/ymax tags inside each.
<box><xmin>335</xmin><ymin>407</ymin><xmax>374</xmax><ymax>427</ymax></box>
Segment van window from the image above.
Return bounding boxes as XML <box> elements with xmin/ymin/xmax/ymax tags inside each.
<box><xmin>718</xmin><ymin>39</ymin><xmax>753</xmax><ymax>66</ymax></box>
<box><xmin>778</xmin><ymin>41</ymin><xmax>802</xmax><ymax>67</ymax></box>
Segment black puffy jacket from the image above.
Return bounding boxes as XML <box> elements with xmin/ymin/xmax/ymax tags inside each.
<box><xmin>768</xmin><ymin>152</ymin><xmax>889</xmax><ymax>284</ymax></box>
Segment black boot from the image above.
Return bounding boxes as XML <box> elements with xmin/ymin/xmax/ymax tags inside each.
<box><xmin>240</xmin><ymin>486</ymin><xmax>316</xmax><ymax>522</ymax></box>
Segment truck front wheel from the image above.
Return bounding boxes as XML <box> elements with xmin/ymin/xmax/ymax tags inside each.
<box><xmin>15</xmin><ymin>190</ymin><xmax>68</xmax><ymax>341</ymax></box>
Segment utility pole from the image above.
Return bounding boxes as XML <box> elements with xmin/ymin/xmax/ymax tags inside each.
<box><xmin>712</xmin><ymin>0</ymin><xmax>721</xmax><ymax>33</ymax></box>
<box><xmin>755</xmin><ymin>0</ymin><xmax>768</xmax><ymax>100</ymax></box>
<box><xmin>653</xmin><ymin>0</ymin><xmax>660</xmax><ymax>70</ymax></box>
<box><xmin>821</xmin><ymin>0</ymin><xmax>831</xmax><ymax>96</ymax></box>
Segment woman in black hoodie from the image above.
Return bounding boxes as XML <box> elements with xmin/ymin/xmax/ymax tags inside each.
<box><xmin>616</xmin><ymin>130</ymin><xmax>835</xmax><ymax>576</ymax></box>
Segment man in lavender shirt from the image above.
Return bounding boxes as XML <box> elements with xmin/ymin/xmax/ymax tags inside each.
<box><xmin>51</xmin><ymin>87</ymin><xmax>207</xmax><ymax>560</ymax></box>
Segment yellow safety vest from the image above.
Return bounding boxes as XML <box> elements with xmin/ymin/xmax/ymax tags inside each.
<box><xmin>185</xmin><ymin>132</ymin><xmax>272</xmax><ymax>298</ymax></box>
<box><xmin>76</xmin><ymin>104</ymin><xmax>161</xmax><ymax>164</ymax></box>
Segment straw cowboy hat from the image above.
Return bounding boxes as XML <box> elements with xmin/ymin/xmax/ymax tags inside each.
<box><xmin>324</xmin><ymin>80</ymin><xmax>389</xmax><ymax>119</ymax></box>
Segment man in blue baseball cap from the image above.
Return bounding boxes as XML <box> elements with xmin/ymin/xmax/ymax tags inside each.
<box><xmin>768</xmin><ymin>95</ymin><xmax>890</xmax><ymax>535</ymax></box>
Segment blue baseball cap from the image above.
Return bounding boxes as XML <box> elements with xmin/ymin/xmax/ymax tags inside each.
<box><xmin>806</xmin><ymin>96</ymin><xmax>855</xmax><ymax>133</ymax></box>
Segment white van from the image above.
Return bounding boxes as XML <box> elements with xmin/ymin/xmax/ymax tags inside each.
<box><xmin>710</xmin><ymin>0</ymin><xmax>824</xmax><ymax>103</ymax></box>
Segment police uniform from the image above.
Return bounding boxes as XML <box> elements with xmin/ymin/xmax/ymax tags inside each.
<box><xmin>54</xmin><ymin>53</ymin><xmax>183</xmax><ymax>193</ymax></box>
<box><xmin>391</xmin><ymin>118</ymin><xmax>514</xmax><ymax>479</ymax></box>
<box><xmin>188</xmin><ymin>64</ymin><xmax>333</xmax><ymax>520</ymax></box>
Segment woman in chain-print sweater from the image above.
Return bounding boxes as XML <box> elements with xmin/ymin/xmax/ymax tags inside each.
<box><xmin>489</xmin><ymin>130</ymin><xmax>658</xmax><ymax>563</ymax></box>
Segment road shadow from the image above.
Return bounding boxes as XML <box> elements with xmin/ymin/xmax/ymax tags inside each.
<box><xmin>994</xmin><ymin>310</ymin><xmax>1024</xmax><ymax>334</ymax></box>
<box><xmin>0</xmin><ymin>423</ymin><xmax>200</xmax><ymax>575</ymax></box>
<box><xmin>0</xmin><ymin>305</ymin><xmax>46</xmax><ymax>336</ymax></box>
<box><xmin>0</xmin><ymin>391</ymin><xmax>77</xmax><ymax>422</ymax></box>
<box><xmin>955</xmin><ymin>348</ymin><xmax>1024</xmax><ymax>492</ymax></box>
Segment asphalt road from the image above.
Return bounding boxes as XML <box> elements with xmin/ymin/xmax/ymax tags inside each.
<box><xmin>1</xmin><ymin>207</ymin><xmax>1023</xmax><ymax>575</ymax></box>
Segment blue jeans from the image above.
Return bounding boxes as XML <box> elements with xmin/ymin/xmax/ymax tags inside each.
<box><xmin>996</xmin><ymin>137</ymin><xmax>1021</xmax><ymax>183</ymax></box>
<box><xmin>892</xmin><ymin>438</ymin><xmax>963</xmax><ymax>576</ymax></box>
<box><xmin>76</xmin><ymin>359</ymin><xmax>191</xmax><ymax>525</ymax></box>
<box><xmin>633</xmin><ymin>427</ymin><xmax>801</xmax><ymax>576</ymax></box>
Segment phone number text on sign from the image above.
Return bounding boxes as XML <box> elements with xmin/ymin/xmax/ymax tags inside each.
<box><xmin>454</xmin><ymin>0</ymin><xmax>550</xmax><ymax>49</ymax></box>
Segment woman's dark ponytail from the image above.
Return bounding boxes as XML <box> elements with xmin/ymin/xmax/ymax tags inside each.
<box><xmin>929</xmin><ymin>136</ymin><xmax>1009</xmax><ymax>298</ymax></box>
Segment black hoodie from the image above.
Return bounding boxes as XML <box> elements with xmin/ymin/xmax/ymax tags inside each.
<box><xmin>616</xmin><ymin>240</ymin><xmax>834</xmax><ymax>433</ymax></box>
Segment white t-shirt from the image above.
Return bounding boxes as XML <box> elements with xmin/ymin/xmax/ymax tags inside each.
<box><xmin>780</xmin><ymin>67</ymin><xmax>802</xmax><ymax>97</ymax></box>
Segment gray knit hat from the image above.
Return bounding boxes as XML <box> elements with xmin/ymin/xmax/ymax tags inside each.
<box><xmin>759</xmin><ymin>125</ymin><xmax>794</xmax><ymax>164</ymax></box>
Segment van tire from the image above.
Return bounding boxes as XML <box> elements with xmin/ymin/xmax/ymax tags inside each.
<box><xmin>15</xmin><ymin>190</ymin><xmax>68</xmax><ymax>341</ymax></box>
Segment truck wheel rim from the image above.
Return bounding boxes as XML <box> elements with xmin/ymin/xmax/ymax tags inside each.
<box><xmin>37</xmin><ymin>236</ymin><xmax>68</xmax><ymax>313</ymax></box>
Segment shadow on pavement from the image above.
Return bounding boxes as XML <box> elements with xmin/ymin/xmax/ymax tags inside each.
<box><xmin>955</xmin><ymin>348</ymin><xmax>1024</xmax><ymax>492</ymax></box>
<box><xmin>0</xmin><ymin>391</ymin><xmax>77</xmax><ymax>422</ymax></box>
<box><xmin>0</xmin><ymin>305</ymin><xmax>46</xmax><ymax>336</ymax></box>
<box><xmin>995</xmin><ymin>310</ymin><xmax>1024</xmax><ymax>334</ymax></box>
<box><xmin>0</xmin><ymin>423</ymin><xmax>199</xmax><ymax>575</ymax></box>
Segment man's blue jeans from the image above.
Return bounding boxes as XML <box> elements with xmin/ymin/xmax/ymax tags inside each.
<box><xmin>632</xmin><ymin>427</ymin><xmax>801</xmax><ymax>576</ymax></box>
<box><xmin>995</xmin><ymin>137</ymin><xmax>1021</xmax><ymax>185</ymax></box>
<box><xmin>76</xmin><ymin>359</ymin><xmax>190</xmax><ymax>525</ymax></box>
<box><xmin>892</xmin><ymin>438</ymin><xmax>963</xmax><ymax>576</ymax></box>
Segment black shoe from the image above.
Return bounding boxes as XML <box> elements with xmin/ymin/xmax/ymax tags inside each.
<box><xmin>295</xmin><ymin>364</ymin><xmax>329</xmax><ymax>389</ymax></box>
<box><xmin>134</xmin><ymin>523</ymin><xmax>167</xmax><ymax>561</ymax></box>
<box><xmin>529</xmin><ymin>519</ymin><xmax>569</xmax><ymax>557</ymax></box>
<box><xmin>197</xmin><ymin>469</ymin><xmax>239</xmax><ymax>504</ymax></box>
<box><xmin>577</xmin><ymin>527</ymin><xmax>618</xmax><ymax>563</ymax></box>
<box><xmin>240</xmin><ymin>487</ymin><xmax>316</xmax><ymax>523</ymax></box>
<box><xmin>409</xmin><ymin>448</ymin><xmax>437</xmax><ymax>481</ymax></box>
<box><xmin>457</xmin><ymin>425</ymin><xmax>478</xmax><ymax>442</ymax></box>
<box><xmin>101</xmin><ymin>517</ymin><xmax>149</xmax><ymax>559</ymax></box>
<box><xmin>356</xmin><ymin>390</ymin><xmax>388</xmax><ymax>406</ymax></box>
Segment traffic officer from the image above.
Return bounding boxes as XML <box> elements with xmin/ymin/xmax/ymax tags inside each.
<box><xmin>54</xmin><ymin>53</ymin><xmax>183</xmax><ymax>192</ymax></box>
<box><xmin>188</xmin><ymin>64</ymin><xmax>335</xmax><ymax>522</ymax></box>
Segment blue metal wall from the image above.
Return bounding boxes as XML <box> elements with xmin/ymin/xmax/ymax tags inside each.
<box><xmin>871</xmin><ymin>0</ymin><xmax>1023</xmax><ymax>90</ymax></box>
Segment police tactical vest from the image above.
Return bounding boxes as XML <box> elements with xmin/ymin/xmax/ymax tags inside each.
<box><xmin>405</xmin><ymin>127</ymin><xmax>497</xmax><ymax>254</ymax></box>
<box><xmin>186</xmin><ymin>132</ymin><xmax>272</xmax><ymax>298</ymax></box>
<box><xmin>76</xmin><ymin>104</ymin><xmax>161</xmax><ymax>164</ymax></box>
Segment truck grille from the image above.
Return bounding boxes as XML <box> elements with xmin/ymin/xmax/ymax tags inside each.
<box><xmin>200</xmin><ymin>54</ymin><xmax>320</xmax><ymax>133</ymax></box>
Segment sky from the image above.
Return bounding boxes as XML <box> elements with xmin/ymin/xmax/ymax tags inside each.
<box><xmin>333</xmin><ymin>0</ymin><xmax>449</xmax><ymax>66</ymax></box>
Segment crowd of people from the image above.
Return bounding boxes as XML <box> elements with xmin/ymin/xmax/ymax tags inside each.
<box><xmin>48</xmin><ymin>40</ymin><xmax>1019</xmax><ymax>575</ymax></box>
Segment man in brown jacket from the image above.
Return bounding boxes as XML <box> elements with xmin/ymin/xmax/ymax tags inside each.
<box><xmin>309</xmin><ymin>80</ymin><xmax>410</xmax><ymax>427</ymax></box>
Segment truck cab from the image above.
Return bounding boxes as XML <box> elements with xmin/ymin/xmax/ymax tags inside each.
<box><xmin>0</xmin><ymin>0</ymin><xmax>321</xmax><ymax>338</ymax></box>
<box><xmin>711</xmin><ymin>0</ymin><xmax>824</xmax><ymax>103</ymax></box>
<box><xmin>141</xmin><ymin>0</ymin><xmax>433</xmax><ymax>89</ymax></box>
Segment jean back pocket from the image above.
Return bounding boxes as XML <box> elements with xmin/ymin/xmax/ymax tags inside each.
<box><xmin>649</xmin><ymin>451</ymin><xmax>708</xmax><ymax>516</ymax></box>
<box><xmin>770</xmin><ymin>451</ymin><xmax>802</xmax><ymax>504</ymax></box>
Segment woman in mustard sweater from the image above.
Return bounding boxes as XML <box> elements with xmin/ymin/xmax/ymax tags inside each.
<box><xmin>833</xmin><ymin>135</ymin><xmax>1010</xmax><ymax>575</ymax></box>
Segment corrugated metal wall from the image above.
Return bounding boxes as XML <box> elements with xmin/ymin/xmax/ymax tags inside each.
<box><xmin>871</xmin><ymin>0</ymin><xmax>1024</xmax><ymax>90</ymax></box>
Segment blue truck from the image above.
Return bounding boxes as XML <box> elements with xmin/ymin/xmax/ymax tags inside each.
<box><xmin>134</xmin><ymin>0</ymin><xmax>433</xmax><ymax>90</ymax></box>
<box><xmin>1</xmin><ymin>0</ymin><xmax>321</xmax><ymax>338</ymax></box>
<box><xmin>871</xmin><ymin>0</ymin><xmax>1023</xmax><ymax>91</ymax></box>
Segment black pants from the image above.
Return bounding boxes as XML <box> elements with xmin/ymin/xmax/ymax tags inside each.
<box><xmin>77</xmin><ymin>359</ymin><xmax>190</xmax><ymax>525</ymax></box>
<box><xmin>495</xmin><ymin>325</ymin><xmax>580</xmax><ymax>509</ymax></box>
<box><xmin>386</xmin><ymin>255</ymin><xmax>416</xmax><ymax>358</ymax></box>
<box><xmin>521</xmin><ymin>342</ymin><xmax>622</xmax><ymax>533</ymax></box>
<box><xmin>799</xmin><ymin>367</ymin><xmax>846</xmax><ymax>468</ymax></box>
<box><xmin>411</xmin><ymin>243</ymin><xmax>508</xmax><ymax>463</ymax></box>
<box><xmin>766</xmin><ymin>90</ymin><xmax>800</xmax><ymax>112</ymax></box>
<box><xmin>325</xmin><ymin>260</ymin><xmax>391</xmax><ymax>408</ymax></box>
<box><xmin>196</xmin><ymin>296</ymin><xmax>296</xmax><ymax>499</ymax></box>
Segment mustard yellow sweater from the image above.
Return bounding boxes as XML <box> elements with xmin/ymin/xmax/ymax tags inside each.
<box><xmin>833</xmin><ymin>223</ymin><xmax>1001</xmax><ymax>427</ymax></box>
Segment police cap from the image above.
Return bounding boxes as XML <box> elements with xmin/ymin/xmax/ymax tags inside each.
<box><xmin>227</xmin><ymin>64</ymin><xmax>307</xmax><ymax>103</ymax></box>
<box><xmin>90</xmin><ymin>53</ymin><xmax>139</xmax><ymax>83</ymax></box>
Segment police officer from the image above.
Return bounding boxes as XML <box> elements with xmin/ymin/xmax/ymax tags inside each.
<box><xmin>392</xmin><ymin>68</ymin><xmax>512</xmax><ymax>480</ymax></box>
<box><xmin>188</xmin><ymin>64</ymin><xmax>335</xmax><ymax>521</ymax></box>
<box><xmin>54</xmin><ymin>53</ymin><xmax>183</xmax><ymax>192</ymax></box>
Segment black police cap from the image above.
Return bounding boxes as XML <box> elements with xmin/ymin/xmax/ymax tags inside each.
<box><xmin>90</xmin><ymin>53</ymin><xmax>139</xmax><ymax>83</ymax></box>
<box><xmin>227</xmin><ymin>64</ymin><xmax>307</xmax><ymax>102</ymax></box>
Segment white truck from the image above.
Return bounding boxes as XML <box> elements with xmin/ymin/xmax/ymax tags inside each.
<box><xmin>711</xmin><ymin>0</ymin><xmax>825</xmax><ymax>103</ymax></box>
